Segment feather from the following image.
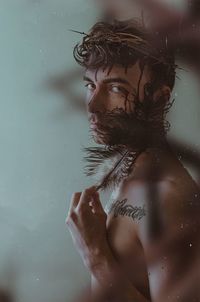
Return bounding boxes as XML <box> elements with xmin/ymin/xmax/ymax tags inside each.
<box><xmin>83</xmin><ymin>145</ymin><xmax>142</xmax><ymax>191</ymax></box>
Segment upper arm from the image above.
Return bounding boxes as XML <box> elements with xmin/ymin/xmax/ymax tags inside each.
<box><xmin>105</xmin><ymin>187</ymin><xmax>151</xmax><ymax>299</ymax></box>
<box><xmin>105</xmin><ymin>187</ymin><xmax>142</xmax><ymax>258</ymax></box>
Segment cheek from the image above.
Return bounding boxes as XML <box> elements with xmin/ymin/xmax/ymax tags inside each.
<box><xmin>109</xmin><ymin>93</ymin><xmax>137</xmax><ymax>113</ymax></box>
<box><xmin>85</xmin><ymin>90</ymin><xmax>93</xmax><ymax>102</ymax></box>
<box><xmin>107</xmin><ymin>93</ymin><xmax>128</xmax><ymax>110</ymax></box>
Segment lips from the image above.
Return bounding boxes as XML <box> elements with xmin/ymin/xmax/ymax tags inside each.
<box><xmin>89</xmin><ymin>115</ymin><xmax>103</xmax><ymax>132</ymax></box>
<box><xmin>90</xmin><ymin>122</ymin><xmax>99</xmax><ymax>130</ymax></box>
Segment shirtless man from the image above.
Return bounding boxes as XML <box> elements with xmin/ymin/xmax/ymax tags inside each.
<box><xmin>66</xmin><ymin>20</ymin><xmax>200</xmax><ymax>302</ymax></box>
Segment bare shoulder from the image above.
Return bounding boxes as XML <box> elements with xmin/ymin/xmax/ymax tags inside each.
<box><xmin>105</xmin><ymin>178</ymin><xmax>172</xmax><ymax>222</ymax></box>
<box><xmin>121</xmin><ymin>171</ymin><xmax>200</xmax><ymax>228</ymax></box>
<box><xmin>105</xmin><ymin>180</ymin><xmax>148</xmax><ymax>223</ymax></box>
<box><xmin>106</xmin><ymin>170</ymin><xmax>200</xmax><ymax>244</ymax></box>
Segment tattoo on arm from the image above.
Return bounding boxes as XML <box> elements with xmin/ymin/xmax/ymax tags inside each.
<box><xmin>107</xmin><ymin>198</ymin><xmax>146</xmax><ymax>221</ymax></box>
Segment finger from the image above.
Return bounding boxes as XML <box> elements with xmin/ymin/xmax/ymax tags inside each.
<box><xmin>78</xmin><ymin>186</ymin><xmax>97</xmax><ymax>209</ymax></box>
<box><xmin>91</xmin><ymin>191</ymin><xmax>105</xmax><ymax>214</ymax></box>
<box><xmin>68</xmin><ymin>192</ymin><xmax>81</xmax><ymax>214</ymax></box>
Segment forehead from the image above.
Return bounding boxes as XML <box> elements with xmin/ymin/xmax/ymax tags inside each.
<box><xmin>84</xmin><ymin>62</ymin><xmax>149</xmax><ymax>84</ymax></box>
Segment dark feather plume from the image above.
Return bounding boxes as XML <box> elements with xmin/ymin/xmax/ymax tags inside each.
<box><xmin>83</xmin><ymin>145</ymin><xmax>142</xmax><ymax>191</ymax></box>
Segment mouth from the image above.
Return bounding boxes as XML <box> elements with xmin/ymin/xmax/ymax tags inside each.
<box><xmin>90</xmin><ymin>122</ymin><xmax>100</xmax><ymax>131</ymax></box>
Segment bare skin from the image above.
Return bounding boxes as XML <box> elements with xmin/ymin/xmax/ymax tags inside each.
<box><xmin>66</xmin><ymin>64</ymin><xmax>200</xmax><ymax>302</ymax></box>
<box><xmin>105</xmin><ymin>147</ymin><xmax>200</xmax><ymax>302</ymax></box>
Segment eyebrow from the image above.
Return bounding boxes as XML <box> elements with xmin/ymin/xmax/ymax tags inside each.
<box><xmin>83</xmin><ymin>76</ymin><xmax>134</xmax><ymax>88</ymax></box>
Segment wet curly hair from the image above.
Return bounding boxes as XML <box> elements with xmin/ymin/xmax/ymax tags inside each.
<box><xmin>73</xmin><ymin>20</ymin><xmax>176</xmax><ymax>90</ymax></box>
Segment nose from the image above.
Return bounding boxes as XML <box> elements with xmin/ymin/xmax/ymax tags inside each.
<box><xmin>87</xmin><ymin>88</ymin><xmax>106</xmax><ymax>113</ymax></box>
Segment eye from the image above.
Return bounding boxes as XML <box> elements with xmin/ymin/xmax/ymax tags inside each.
<box><xmin>111</xmin><ymin>86</ymin><xmax>121</xmax><ymax>93</ymax></box>
<box><xmin>110</xmin><ymin>85</ymin><xmax>129</xmax><ymax>96</ymax></box>
<box><xmin>84</xmin><ymin>83</ymin><xmax>96</xmax><ymax>91</ymax></box>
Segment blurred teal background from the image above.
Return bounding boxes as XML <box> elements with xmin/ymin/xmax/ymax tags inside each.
<box><xmin>0</xmin><ymin>1</ymin><xmax>199</xmax><ymax>302</ymax></box>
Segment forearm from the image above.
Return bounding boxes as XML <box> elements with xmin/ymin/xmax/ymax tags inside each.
<box><xmin>88</xmin><ymin>243</ymin><xmax>150</xmax><ymax>302</ymax></box>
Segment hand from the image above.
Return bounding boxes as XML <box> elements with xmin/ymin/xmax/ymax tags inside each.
<box><xmin>66</xmin><ymin>186</ymin><xmax>108</xmax><ymax>269</ymax></box>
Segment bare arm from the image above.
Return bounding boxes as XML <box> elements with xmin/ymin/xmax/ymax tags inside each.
<box><xmin>66</xmin><ymin>187</ymin><xmax>150</xmax><ymax>302</ymax></box>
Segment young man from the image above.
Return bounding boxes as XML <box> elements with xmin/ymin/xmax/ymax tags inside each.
<box><xmin>66</xmin><ymin>20</ymin><xmax>200</xmax><ymax>302</ymax></box>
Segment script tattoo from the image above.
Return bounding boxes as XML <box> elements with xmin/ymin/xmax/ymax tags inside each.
<box><xmin>108</xmin><ymin>198</ymin><xmax>146</xmax><ymax>221</ymax></box>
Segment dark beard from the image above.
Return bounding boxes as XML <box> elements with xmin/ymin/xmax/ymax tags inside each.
<box><xmin>89</xmin><ymin>80</ymin><xmax>174</xmax><ymax>148</ymax></box>
<box><xmin>89</xmin><ymin>108</ymin><xmax>147</xmax><ymax>148</ymax></box>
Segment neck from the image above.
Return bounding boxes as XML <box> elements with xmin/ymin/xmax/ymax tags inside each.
<box><xmin>145</xmin><ymin>131</ymin><xmax>168</xmax><ymax>149</ymax></box>
<box><xmin>120</xmin><ymin>128</ymin><xmax>168</xmax><ymax>151</ymax></box>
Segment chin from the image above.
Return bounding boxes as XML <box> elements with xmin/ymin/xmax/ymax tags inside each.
<box><xmin>91</xmin><ymin>131</ymin><xmax>105</xmax><ymax>145</ymax></box>
<box><xmin>93</xmin><ymin>135</ymin><xmax>104</xmax><ymax>145</ymax></box>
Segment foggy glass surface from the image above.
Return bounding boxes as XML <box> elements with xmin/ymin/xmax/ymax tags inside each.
<box><xmin>0</xmin><ymin>1</ymin><xmax>199</xmax><ymax>302</ymax></box>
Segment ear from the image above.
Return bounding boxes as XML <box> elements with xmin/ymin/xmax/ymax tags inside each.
<box><xmin>153</xmin><ymin>85</ymin><xmax>171</xmax><ymax>103</ymax></box>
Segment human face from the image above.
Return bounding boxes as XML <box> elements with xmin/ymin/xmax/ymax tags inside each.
<box><xmin>83</xmin><ymin>62</ymin><xmax>151</xmax><ymax>143</ymax></box>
